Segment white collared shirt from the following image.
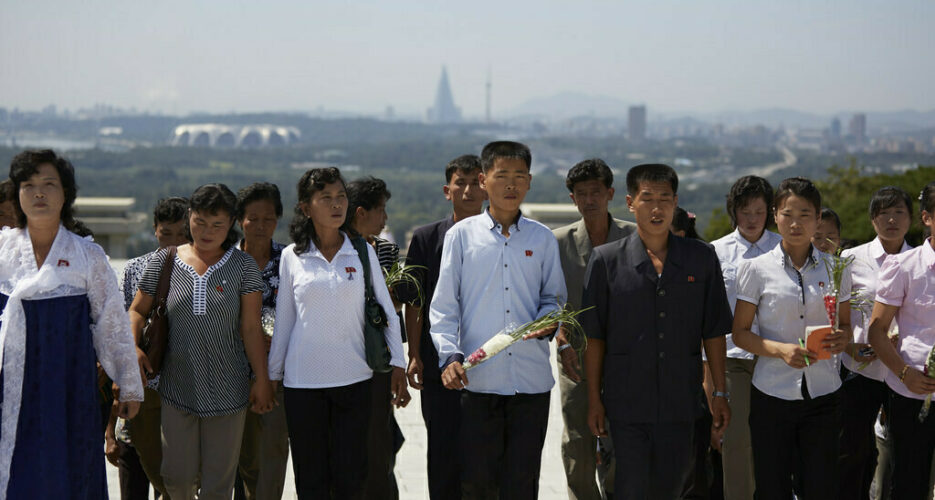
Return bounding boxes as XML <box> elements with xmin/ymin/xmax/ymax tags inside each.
<box><xmin>875</xmin><ymin>239</ymin><xmax>935</xmax><ymax>400</ymax></box>
<box><xmin>712</xmin><ymin>228</ymin><xmax>783</xmax><ymax>360</ymax></box>
<box><xmin>841</xmin><ymin>237</ymin><xmax>912</xmax><ymax>380</ymax></box>
<box><xmin>268</xmin><ymin>233</ymin><xmax>404</xmax><ymax>388</ymax></box>
<box><xmin>736</xmin><ymin>244</ymin><xmax>851</xmax><ymax>400</ymax></box>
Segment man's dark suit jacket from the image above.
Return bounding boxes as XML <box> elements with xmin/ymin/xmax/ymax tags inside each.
<box><xmin>581</xmin><ymin>231</ymin><xmax>732</xmax><ymax>424</ymax></box>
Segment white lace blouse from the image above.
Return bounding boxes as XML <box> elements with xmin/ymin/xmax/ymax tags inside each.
<box><xmin>0</xmin><ymin>226</ymin><xmax>144</xmax><ymax>493</ymax></box>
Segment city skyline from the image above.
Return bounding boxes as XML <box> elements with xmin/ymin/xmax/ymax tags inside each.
<box><xmin>1</xmin><ymin>1</ymin><xmax>933</xmax><ymax>117</ymax></box>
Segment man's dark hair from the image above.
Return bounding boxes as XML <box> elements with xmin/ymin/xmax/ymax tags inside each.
<box><xmin>236</xmin><ymin>182</ymin><xmax>283</xmax><ymax>220</ymax></box>
<box><xmin>480</xmin><ymin>141</ymin><xmax>532</xmax><ymax>173</ymax></box>
<box><xmin>153</xmin><ymin>197</ymin><xmax>189</xmax><ymax>228</ymax></box>
<box><xmin>345</xmin><ymin>176</ymin><xmax>391</xmax><ymax>234</ymax></box>
<box><xmin>289</xmin><ymin>167</ymin><xmax>349</xmax><ymax>255</ymax></box>
<box><xmin>774</xmin><ymin>177</ymin><xmax>821</xmax><ymax>214</ymax></box>
<box><xmin>188</xmin><ymin>183</ymin><xmax>240</xmax><ymax>250</ymax></box>
<box><xmin>820</xmin><ymin>207</ymin><xmax>842</xmax><ymax>232</ymax></box>
<box><xmin>726</xmin><ymin>176</ymin><xmax>774</xmax><ymax>228</ymax></box>
<box><xmin>9</xmin><ymin>149</ymin><xmax>79</xmax><ymax>231</ymax></box>
<box><xmin>869</xmin><ymin>186</ymin><xmax>913</xmax><ymax>220</ymax></box>
<box><xmin>565</xmin><ymin>158</ymin><xmax>613</xmax><ymax>192</ymax></box>
<box><xmin>625</xmin><ymin>163</ymin><xmax>678</xmax><ymax>196</ymax></box>
<box><xmin>0</xmin><ymin>179</ymin><xmax>14</xmax><ymax>204</ymax></box>
<box><xmin>445</xmin><ymin>155</ymin><xmax>482</xmax><ymax>183</ymax></box>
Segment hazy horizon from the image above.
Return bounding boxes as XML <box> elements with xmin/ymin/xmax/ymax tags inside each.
<box><xmin>2</xmin><ymin>0</ymin><xmax>933</xmax><ymax>118</ymax></box>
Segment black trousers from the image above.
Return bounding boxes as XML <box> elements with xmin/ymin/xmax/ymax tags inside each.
<box><xmin>421</xmin><ymin>379</ymin><xmax>462</xmax><ymax>499</ymax></box>
<box><xmin>838</xmin><ymin>370</ymin><xmax>888</xmax><ymax>500</ymax></box>
<box><xmin>749</xmin><ymin>386</ymin><xmax>840</xmax><ymax>500</ymax></box>
<box><xmin>610</xmin><ymin>420</ymin><xmax>695</xmax><ymax>499</ymax></box>
<box><xmin>460</xmin><ymin>390</ymin><xmax>550</xmax><ymax>500</ymax></box>
<box><xmin>683</xmin><ymin>408</ymin><xmax>714</xmax><ymax>499</ymax></box>
<box><xmin>363</xmin><ymin>370</ymin><xmax>401</xmax><ymax>500</ymax></box>
<box><xmin>283</xmin><ymin>379</ymin><xmax>372</xmax><ymax>500</ymax></box>
<box><xmin>117</xmin><ymin>441</ymin><xmax>157</xmax><ymax>500</ymax></box>
<box><xmin>887</xmin><ymin>390</ymin><xmax>935</xmax><ymax>500</ymax></box>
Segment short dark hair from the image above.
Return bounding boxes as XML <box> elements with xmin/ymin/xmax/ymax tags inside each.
<box><xmin>236</xmin><ymin>182</ymin><xmax>283</xmax><ymax>221</ymax></box>
<box><xmin>445</xmin><ymin>154</ymin><xmax>482</xmax><ymax>183</ymax></box>
<box><xmin>726</xmin><ymin>176</ymin><xmax>774</xmax><ymax>228</ymax></box>
<box><xmin>626</xmin><ymin>163</ymin><xmax>678</xmax><ymax>196</ymax></box>
<box><xmin>289</xmin><ymin>167</ymin><xmax>348</xmax><ymax>255</ymax></box>
<box><xmin>672</xmin><ymin>207</ymin><xmax>702</xmax><ymax>240</ymax></box>
<box><xmin>480</xmin><ymin>141</ymin><xmax>532</xmax><ymax>173</ymax></box>
<box><xmin>188</xmin><ymin>183</ymin><xmax>239</xmax><ymax>250</ymax></box>
<box><xmin>153</xmin><ymin>197</ymin><xmax>189</xmax><ymax>227</ymax></box>
<box><xmin>921</xmin><ymin>181</ymin><xmax>935</xmax><ymax>215</ymax></box>
<box><xmin>565</xmin><ymin>158</ymin><xmax>613</xmax><ymax>192</ymax></box>
<box><xmin>9</xmin><ymin>149</ymin><xmax>79</xmax><ymax>231</ymax></box>
<box><xmin>774</xmin><ymin>177</ymin><xmax>821</xmax><ymax>214</ymax></box>
<box><xmin>869</xmin><ymin>186</ymin><xmax>913</xmax><ymax>219</ymax></box>
<box><xmin>0</xmin><ymin>179</ymin><xmax>14</xmax><ymax>204</ymax></box>
<box><xmin>819</xmin><ymin>207</ymin><xmax>842</xmax><ymax>232</ymax></box>
<box><xmin>345</xmin><ymin>176</ymin><xmax>391</xmax><ymax>233</ymax></box>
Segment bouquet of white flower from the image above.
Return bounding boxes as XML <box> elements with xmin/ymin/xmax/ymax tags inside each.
<box><xmin>462</xmin><ymin>304</ymin><xmax>590</xmax><ymax>371</ymax></box>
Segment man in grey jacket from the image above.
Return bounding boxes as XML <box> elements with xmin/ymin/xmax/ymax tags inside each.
<box><xmin>553</xmin><ymin>159</ymin><xmax>635</xmax><ymax>499</ymax></box>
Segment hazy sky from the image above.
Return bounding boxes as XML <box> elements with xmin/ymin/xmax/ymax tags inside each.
<box><xmin>2</xmin><ymin>0</ymin><xmax>933</xmax><ymax>117</ymax></box>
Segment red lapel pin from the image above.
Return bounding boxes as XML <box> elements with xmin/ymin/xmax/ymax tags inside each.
<box><xmin>57</xmin><ymin>259</ymin><xmax>69</xmax><ymax>267</ymax></box>
<box><xmin>525</xmin><ymin>250</ymin><xmax>533</xmax><ymax>257</ymax></box>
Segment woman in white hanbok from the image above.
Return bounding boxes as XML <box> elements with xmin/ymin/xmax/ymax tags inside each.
<box><xmin>0</xmin><ymin>150</ymin><xmax>143</xmax><ymax>499</ymax></box>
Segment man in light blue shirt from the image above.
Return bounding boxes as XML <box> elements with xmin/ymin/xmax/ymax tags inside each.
<box><xmin>430</xmin><ymin>141</ymin><xmax>568</xmax><ymax>499</ymax></box>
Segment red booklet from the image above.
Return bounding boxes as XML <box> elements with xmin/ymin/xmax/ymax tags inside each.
<box><xmin>805</xmin><ymin>325</ymin><xmax>833</xmax><ymax>360</ymax></box>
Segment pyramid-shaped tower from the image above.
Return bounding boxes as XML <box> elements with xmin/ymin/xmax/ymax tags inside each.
<box><xmin>427</xmin><ymin>66</ymin><xmax>462</xmax><ymax>124</ymax></box>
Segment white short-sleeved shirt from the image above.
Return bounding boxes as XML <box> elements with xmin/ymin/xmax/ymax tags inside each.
<box><xmin>841</xmin><ymin>238</ymin><xmax>911</xmax><ymax>380</ymax></box>
<box><xmin>712</xmin><ymin>228</ymin><xmax>782</xmax><ymax>360</ymax></box>
<box><xmin>875</xmin><ymin>239</ymin><xmax>935</xmax><ymax>400</ymax></box>
<box><xmin>736</xmin><ymin>244</ymin><xmax>851</xmax><ymax>400</ymax></box>
<box><xmin>268</xmin><ymin>234</ymin><xmax>405</xmax><ymax>389</ymax></box>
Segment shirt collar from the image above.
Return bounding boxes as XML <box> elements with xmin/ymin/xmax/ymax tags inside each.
<box><xmin>923</xmin><ymin>238</ymin><xmax>935</xmax><ymax>270</ymax></box>
<box><xmin>772</xmin><ymin>242</ymin><xmax>821</xmax><ymax>271</ymax></box>
<box><xmin>308</xmin><ymin>232</ymin><xmax>357</xmax><ymax>260</ymax></box>
<box><xmin>485</xmin><ymin>208</ymin><xmax>524</xmax><ymax>232</ymax></box>
<box><xmin>733</xmin><ymin>228</ymin><xmax>776</xmax><ymax>253</ymax></box>
<box><xmin>869</xmin><ymin>236</ymin><xmax>911</xmax><ymax>260</ymax></box>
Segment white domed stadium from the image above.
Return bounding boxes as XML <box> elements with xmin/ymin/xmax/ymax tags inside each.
<box><xmin>170</xmin><ymin>124</ymin><xmax>301</xmax><ymax>148</ymax></box>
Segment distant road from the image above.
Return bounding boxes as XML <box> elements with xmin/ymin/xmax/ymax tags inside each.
<box><xmin>745</xmin><ymin>144</ymin><xmax>797</xmax><ymax>178</ymax></box>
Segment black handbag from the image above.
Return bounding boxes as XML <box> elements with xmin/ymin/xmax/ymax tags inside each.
<box><xmin>350</xmin><ymin>237</ymin><xmax>393</xmax><ymax>373</ymax></box>
<box><xmin>139</xmin><ymin>246</ymin><xmax>176</xmax><ymax>377</ymax></box>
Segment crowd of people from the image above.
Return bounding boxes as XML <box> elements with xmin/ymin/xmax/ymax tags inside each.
<box><xmin>0</xmin><ymin>143</ymin><xmax>933</xmax><ymax>500</ymax></box>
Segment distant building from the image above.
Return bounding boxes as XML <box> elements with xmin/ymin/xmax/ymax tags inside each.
<box><xmin>519</xmin><ymin>203</ymin><xmax>582</xmax><ymax>229</ymax></box>
<box><xmin>830</xmin><ymin>117</ymin><xmax>841</xmax><ymax>139</ymax></box>
<box><xmin>170</xmin><ymin>124</ymin><xmax>301</xmax><ymax>148</ymax></box>
<box><xmin>75</xmin><ymin>197</ymin><xmax>147</xmax><ymax>259</ymax></box>
<box><xmin>628</xmin><ymin>105</ymin><xmax>647</xmax><ymax>141</ymax></box>
<box><xmin>427</xmin><ymin>66</ymin><xmax>462</xmax><ymax>124</ymax></box>
<box><xmin>849</xmin><ymin>114</ymin><xmax>867</xmax><ymax>145</ymax></box>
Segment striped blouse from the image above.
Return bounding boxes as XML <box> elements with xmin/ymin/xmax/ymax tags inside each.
<box><xmin>138</xmin><ymin>246</ymin><xmax>263</xmax><ymax>417</ymax></box>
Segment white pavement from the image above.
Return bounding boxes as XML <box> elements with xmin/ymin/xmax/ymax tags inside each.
<box><xmin>107</xmin><ymin>342</ymin><xmax>572</xmax><ymax>499</ymax></box>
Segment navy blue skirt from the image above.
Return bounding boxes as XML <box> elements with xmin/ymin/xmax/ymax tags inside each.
<box><xmin>0</xmin><ymin>293</ymin><xmax>106</xmax><ymax>499</ymax></box>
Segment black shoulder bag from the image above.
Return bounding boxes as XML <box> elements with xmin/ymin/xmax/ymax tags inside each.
<box><xmin>350</xmin><ymin>236</ymin><xmax>393</xmax><ymax>373</ymax></box>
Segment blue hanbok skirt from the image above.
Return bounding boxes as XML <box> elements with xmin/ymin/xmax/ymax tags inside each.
<box><xmin>0</xmin><ymin>293</ymin><xmax>107</xmax><ymax>499</ymax></box>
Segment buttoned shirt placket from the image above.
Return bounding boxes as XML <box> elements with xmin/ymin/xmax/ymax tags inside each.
<box><xmin>493</xmin><ymin>219</ymin><xmax>520</xmax><ymax>392</ymax></box>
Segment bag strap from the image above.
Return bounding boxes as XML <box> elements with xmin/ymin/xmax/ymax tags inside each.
<box><xmin>350</xmin><ymin>237</ymin><xmax>375</xmax><ymax>300</ymax></box>
<box><xmin>153</xmin><ymin>246</ymin><xmax>177</xmax><ymax>312</ymax></box>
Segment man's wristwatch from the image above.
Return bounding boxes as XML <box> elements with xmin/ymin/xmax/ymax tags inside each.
<box><xmin>713</xmin><ymin>391</ymin><xmax>730</xmax><ymax>402</ymax></box>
